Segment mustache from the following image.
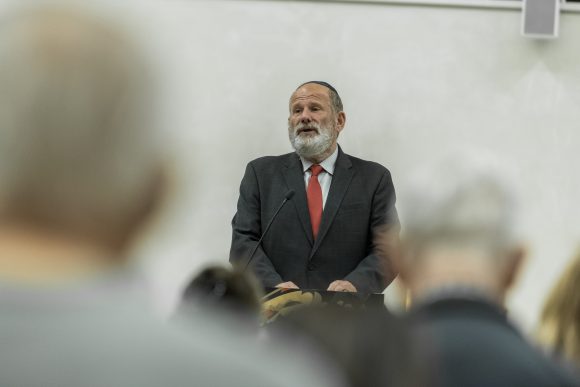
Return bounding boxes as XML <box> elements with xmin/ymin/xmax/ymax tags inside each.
<box><xmin>292</xmin><ymin>122</ymin><xmax>321</xmax><ymax>135</ymax></box>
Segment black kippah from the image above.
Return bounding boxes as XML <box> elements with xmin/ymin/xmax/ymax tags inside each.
<box><xmin>297</xmin><ymin>81</ymin><xmax>340</xmax><ymax>99</ymax></box>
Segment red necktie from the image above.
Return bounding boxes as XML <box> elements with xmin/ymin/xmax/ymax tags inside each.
<box><xmin>307</xmin><ymin>164</ymin><xmax>324</xmax><ymax>239</ymax></box>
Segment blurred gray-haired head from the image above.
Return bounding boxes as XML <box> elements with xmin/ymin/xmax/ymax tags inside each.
<box><xmin>399</xmin><ymin>150</ymin><xmax>519</xmax><ymax>260</ymax></box>
<box><xmin>0</xmin><ymin>3</ymin><xmax>165</xmax><ymax>249</ymax></box>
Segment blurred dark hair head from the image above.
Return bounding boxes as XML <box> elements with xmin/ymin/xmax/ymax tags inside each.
<box><xmin>180</xmin><ymin>265</ymin><xmax>263</xmax><ymax>318</ymax></box>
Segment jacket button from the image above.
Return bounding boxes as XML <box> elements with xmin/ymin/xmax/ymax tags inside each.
<box><xmin>307</xmin><ymin>263</ymin><xmax>314</xmax><ymax>271</ymax></box>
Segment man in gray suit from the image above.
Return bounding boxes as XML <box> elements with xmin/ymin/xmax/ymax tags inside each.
<box><xmin>230</xmin><ymin>82</ymin><xmax>399</xmax><ymax>294</ymax></box>
<box><xmin>392</xmin><ymin>151</ymin><xmax>579</xmax><ymax>387</ymax></box>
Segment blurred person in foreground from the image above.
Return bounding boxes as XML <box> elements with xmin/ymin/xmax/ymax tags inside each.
<box><xmin>175</xmin><ymin>265</ymin><xmax>264</xmax><ymax>330</ymax></box>
<box><xmin>538</xmin><ymin>250</ymin><xmax>580</xmax><ymax>368</ymax></box>
<box><xmin>0</xmin><ymin>3</ymin><xmax>341</xmax><ymax>387</ymax></box>
<box><xmin>389</xmin><ymin>151</ymin><xmax>579</xmax><ymax>387</ymax></box>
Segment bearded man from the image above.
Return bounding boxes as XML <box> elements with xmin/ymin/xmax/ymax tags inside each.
<box><xmin>230</xmin><ymin>82</ymin><xmax>399</xmax><ymax>294</ymax></box>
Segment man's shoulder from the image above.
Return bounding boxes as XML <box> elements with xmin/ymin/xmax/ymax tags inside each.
<box><xmin>341</xmin><ymin>151</ymin><xmax>391</xmax><ymax>176</ymax></box>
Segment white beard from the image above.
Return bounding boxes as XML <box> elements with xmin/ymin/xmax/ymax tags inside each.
<box><xmin>288</xmin><ymin>121</ymin><xmax>335</xmax><ymax>160</ymax></box>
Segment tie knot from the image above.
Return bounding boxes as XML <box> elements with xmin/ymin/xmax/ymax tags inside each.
<box><xmin>310</xmin><ymin>164</ymin><xmax>324</xmax><ymax>177</ymax></box>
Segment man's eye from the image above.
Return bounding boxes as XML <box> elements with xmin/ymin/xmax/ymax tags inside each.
<box><xmin>294</xmin><ymin>109</ymin><xmax>302</xmax><ymax>114</ymax></box>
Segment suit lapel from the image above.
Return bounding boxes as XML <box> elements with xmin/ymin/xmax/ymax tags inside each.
<box><xmin>282</xmin><ymin>153</ymin><xmax>314</xmax><ymax>246</ymax></box>
<box><xmin>310</xmin><ymin>147</ymin><xmax>353</xmax><ymax>259</ymax></box>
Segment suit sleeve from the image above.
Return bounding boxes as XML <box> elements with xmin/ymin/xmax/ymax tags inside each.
<box><xmin>343</xmin><ymin>170</ymin><xmax>399</xmax><ymax>293</ymax></box>
<box><xmin>229</xmin><ymin>162</ymin><xmax>284</xmax><ymax>288</ymax></box>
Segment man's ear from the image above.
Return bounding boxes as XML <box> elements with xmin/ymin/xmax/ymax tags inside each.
<box><xmin>336</xmin><ymin>111</ymin><xmax>346</xmax><ymax>133</ymax></box>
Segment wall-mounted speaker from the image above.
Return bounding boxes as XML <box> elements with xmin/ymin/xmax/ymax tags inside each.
<box><xmin>522</xmin><ymin>0</ymin><xmax>560</xmax><ymax>39</ymax></box>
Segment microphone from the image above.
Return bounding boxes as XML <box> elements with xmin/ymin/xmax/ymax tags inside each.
<box><xmin>243</xmin><ymin>190</ymin><xmax>295</xmax><ymax>272</ymax></box>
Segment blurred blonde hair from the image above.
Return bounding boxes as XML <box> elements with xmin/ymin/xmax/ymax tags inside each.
<box><xmin>538</xmin><ymin>250</ymin><xmax>580</xmax><ymax>365</ymax></box>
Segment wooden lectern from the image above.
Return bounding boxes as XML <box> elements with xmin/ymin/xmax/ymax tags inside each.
<box><xmin>261</xmin><ymin>287</ymin><xmax>385</xmax><ymax>324</ymax></box>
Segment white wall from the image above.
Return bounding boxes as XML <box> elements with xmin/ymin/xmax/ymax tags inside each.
<box><xmin>130</xmin><ymin>0</ymin><xmax>580</xmax><ymax>332</ymax></box>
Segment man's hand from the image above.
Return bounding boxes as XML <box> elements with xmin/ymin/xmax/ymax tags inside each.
<box><xmin>327</xmin><ymin>280</ymin><xmax>357</xmax><ymax>292</ymax></box>
<box><xmin>275</xmin><ymin>281</ymin><xmax>299</xmax><ymax>289</ymax></box>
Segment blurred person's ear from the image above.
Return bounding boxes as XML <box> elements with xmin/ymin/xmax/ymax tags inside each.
<box><xmin>392</xmin><ymin>241</ymin><xmax>408</xmax><ymax>283</ymax></box>
<box><xmin>500</xmin><ymin>245</ymin><xmax>526</xmax><ymax>294</ymax></box>
<box><xmin>114</xmin><ymin>164</ymin><xmax>169</xmax><ymax>252</ymax></box>
<box><xmin>376</xmin><ymin>225</ymin><xmax>406</xmax><ymax>282</ymax></box>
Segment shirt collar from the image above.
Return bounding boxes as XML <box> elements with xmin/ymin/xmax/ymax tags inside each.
<box><xmin>300</xmin><ymin>146</ymin><xmax>339</xmax><ymax>175</ymax></box>
<box><xmin>411</xmin><ymin>284</ymin><xmax>499</xmax><ymax>311</ymax></box>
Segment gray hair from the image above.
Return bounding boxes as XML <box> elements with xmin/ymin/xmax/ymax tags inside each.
<box><xmin>0</xmin><ymin>4</ymin><xmax>164</xmax><ymax>246</ymax></box>
<box><xmin>399</xmin><ymin>150</ymin><xmax>518</xmax><ymax>258</ymax></box>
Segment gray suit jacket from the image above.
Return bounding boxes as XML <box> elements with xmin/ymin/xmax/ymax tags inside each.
<box><xmin>230</xmin><ymin>146</ymin><xmax>398</xmax><ymax>294</ymax></box>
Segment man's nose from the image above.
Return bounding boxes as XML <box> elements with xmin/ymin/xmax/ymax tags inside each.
<box><xmin>299</xmin><ymin>109</ymin><xmax>312</xmax><ymax>123</ymax></box>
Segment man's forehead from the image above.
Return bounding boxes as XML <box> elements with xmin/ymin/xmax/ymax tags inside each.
<box><xmin>290</xmin><ymin>84</ymin><xmax>330</xmax><ymax>105</ymax></box>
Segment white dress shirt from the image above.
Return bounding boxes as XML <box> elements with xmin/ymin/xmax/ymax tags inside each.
<box><xmin>300</xmin><ymin>146</ymin><xmax>339</xmax><ymax>209</ymax></box>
